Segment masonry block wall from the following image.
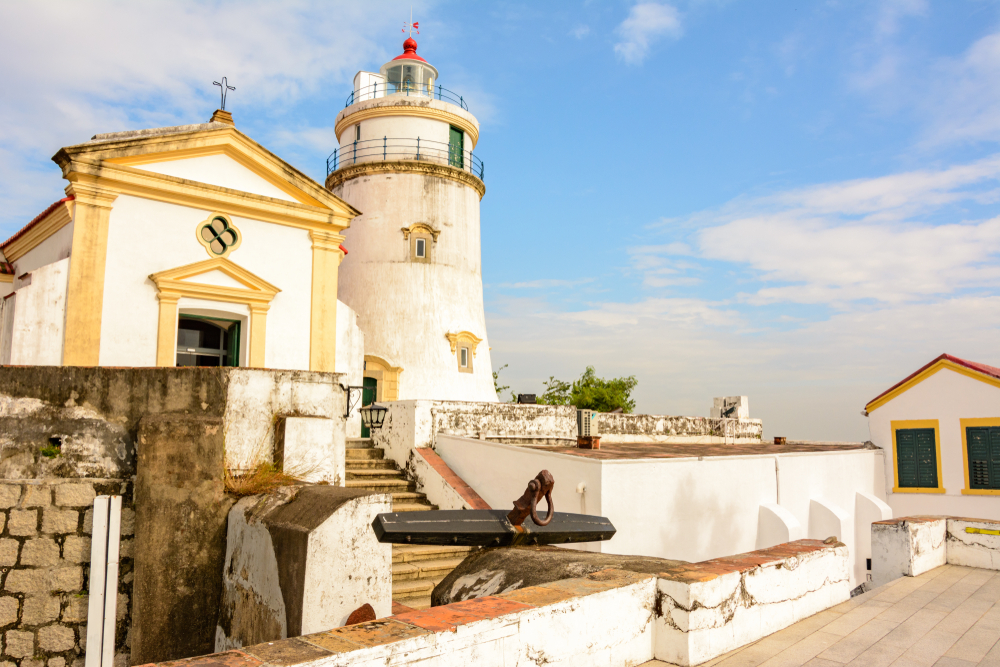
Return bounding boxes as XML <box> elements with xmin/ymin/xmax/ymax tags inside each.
<box><xmin>0</xmin><ymin>480</ymin><xmax>132</xmax><ymax>667</ymax></box>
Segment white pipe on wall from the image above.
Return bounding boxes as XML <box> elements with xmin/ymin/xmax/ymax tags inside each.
<box><xmin>85</xmin><ymin>495</ymin><xmax>122</xmax><ymax>667</ymax></box>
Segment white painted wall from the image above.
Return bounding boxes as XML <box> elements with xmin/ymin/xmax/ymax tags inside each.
<box><xmin>98</xmin><ymin>194</ymin><xmax>313</xmax><ymax>370</ymax></box>
<box><xmin>0</xmin><ymin>294</ymin><xmax>14</xmax><ymax>364</ymax></box>
<box><xmin>302</xmin><ymin>492</ymin><xmax>393</xmax><ymax>628</ymax></box>
<box><xmin>868</xmin><ymin>368</ymin><xmax>1000</xmax><ymax>519</ymax></box>
<box><xmin>336</xmin><ymin>301</ymin><xmax>364</xmax><ymax>438</ymax></box>
<box><xmin>9</xmin><ymin>258</ymin><xmax>69</xmax><ymax>365</ymax></box>
<box><xmin>135</xmin><ymin>154</ymin><xmax>297</xmax><ymax>202</ymax></box>
<box><xmin>436</xmin><ymin>435</ymin><xmax>887</xmax><ymax>586</ymax></box>
<box><xmin>13</xmin><ymin>221</ymin><xmax>74</xmax><ymax>276</ymax></box>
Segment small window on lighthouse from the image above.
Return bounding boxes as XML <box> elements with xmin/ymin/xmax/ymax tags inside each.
<box><xmin>415</xmin><ymin>238</ymin><xmax>426</xmax><ymax>258</ymax></box>
<box><xmin>460</xmin><ymin>347</ymin><xmax>469</xmax><ymax>369</ymax></box>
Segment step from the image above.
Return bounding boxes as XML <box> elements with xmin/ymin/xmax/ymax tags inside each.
<box><xmin>346</xmin><ymin>467</ymin><xmax>406</xmax><ymax>477</ymax></box>
<box><xmin>403</xmin><ymin>557</ymin><xmax>467</xmax><ymax>580</ymax></box>
<box><xmin>345</xmin><ymin>461</ymin><xmax>398</xmax><ymax>472</ymax></box>
<box><xmin>392</xmin><ymin>578</ymin><xmax>440</xmax><ymax>599</ymax></box>
<box><xmin>392</xmin><ymin>544</ymin><xmax>475</xmax><ymax>564</ymax></box>
<box><xmin>389</xmin><ymin>491</ymin><xmax>427</xmax><ymax>502</ymax></box>
<box><xmin>346</xmin><ymin>478</ymin><xmax>415</xmax><ymax>491</ymax></box>
<box><xmin>399</xmin><ymin>596</ymin><xmax>431</xmax><ymax>610</ymax></box>
<box><xmin>346</xmin><ymin>438</ymin><xmax>375</xmax><ymax>449</ymax></box>
<box><xmin>344</xmin><ymin>458</ymin><xmax>392</xmax><ymax>468</ymax></box>
<box><xmin>391</xmin><ymin>502</ymin><xmax>436</xmax><ymax>512</ymax></box>
<box><xmin>345</xmin><ymin>448</ymin><xmax>383</xmax><ymax>460</ymax></box>
<box><xmin>346</xmin><ymin>472</ymin><xmax>409</xmax><ymax>483</ymax></box>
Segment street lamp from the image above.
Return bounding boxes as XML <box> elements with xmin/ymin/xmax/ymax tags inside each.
<box><xmin>359</xmin><ymin>404</ymin><xmax>388</xmax><ymax>431</ymax></box>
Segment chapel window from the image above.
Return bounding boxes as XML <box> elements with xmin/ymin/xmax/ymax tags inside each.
<box><xmin>197</xmin><ymin>216</ymin><xmax>241</xmax><ymax>258</ymax></box>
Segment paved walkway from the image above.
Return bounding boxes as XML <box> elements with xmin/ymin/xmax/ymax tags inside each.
<box><xmin>645</xmin><ymin>564</ymin><xmax>1000</xmax><ymax>667</ymax></box>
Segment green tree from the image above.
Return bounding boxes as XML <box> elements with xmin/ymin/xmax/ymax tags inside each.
<box><xmin>535</xmin><ymin>367</ymin><xmax>638</xmax><ymax>413</ymax></box>
<box><xmin>571</xmin><ymin>366</ymin><xmax>637</xmax><ymax>413</ymax></box>
<box><xmin>536</xmin><ymin>376</ymin><xmax>571</xmax><ymax>405</ymax></box>
<box><xmin>493</xmin><ymin>364</ymin><xmax>509</xmax><ymax>398</ymax></box>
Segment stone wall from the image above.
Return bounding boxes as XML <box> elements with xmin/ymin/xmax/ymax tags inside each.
<box><xmin>0</xmin><ymin>479</ymin><xmax>132</xmax><ymax>667</ymax></box>
<box><xmin>595</xmin><ymin>412</ymin><xmax>763</xmax><ymax>444</ymax></box>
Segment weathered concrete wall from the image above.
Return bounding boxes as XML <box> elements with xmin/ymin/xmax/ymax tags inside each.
<box><xmin>216</xmin><ymin>486</ymin><xmax>391</xmax><ymax>651</ymax></box>
<box><xmin>947</xmin><ymin>517</ymin><xmax>1000</xmax><ymax>569</ymax></box>
<box><xmin>595</xmin><ymin>412</ymin><xmax>763</xmax><ymax>444</ymax></box>
<box><xmin>0</xmin><ymin>479</ymin><xmax>131</xmax><ymax>667</ymax></box>
<box><xmin>0</xmin><ymin>366</ymin><xmax>231</xmax><ymax>480</ymax></box>
<box><xmin>131</xmin><ymin>414</ymin><xmax>234</xmax><ymax>665</ymax></box>
<box><xmin>9</xmin><ymin>258</ymin><xmax>69</xmax><ymax>367</ymax></box>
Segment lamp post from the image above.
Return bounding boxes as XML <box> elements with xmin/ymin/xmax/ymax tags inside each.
<box><xmin>359</xmin><ymin>404</ymin><xmax>388</xmax><ymax>431</ymax></box>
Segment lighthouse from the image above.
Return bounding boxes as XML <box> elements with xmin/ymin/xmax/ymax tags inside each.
<box><xmin>327</xmin><ymin>35</ymin><xmax>497</xmax><ymax>403</ymax></box>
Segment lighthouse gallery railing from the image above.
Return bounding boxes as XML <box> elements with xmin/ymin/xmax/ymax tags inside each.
<box><xmin>345</xmin><ymin>82</ymin><xmax>469</xmax><ymax>111</ymax></box>
<box><xmin>326</xmin><ymin>137</ymin><xmax>485</xmax><ymax>181</ymax></box>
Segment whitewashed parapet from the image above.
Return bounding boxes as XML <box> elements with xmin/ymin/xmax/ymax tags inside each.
<box><xmin>596</xmin><ymin>412</ymin><xmax>763</xmax><ymax>443</ymax></box>
<box><xmin>144</xmin><ymin>540</ymin><xmax>849</xmax><ymax>667</ymax></box>
<box><xmin>654</xmin><ymin>539</ymin><xmax>850</xmax><ymax>666</ymax></box>
<box><xmin>869</xmin><ymin>515</ymin><xmax>1000</xmax><ymax>587</ymax></box>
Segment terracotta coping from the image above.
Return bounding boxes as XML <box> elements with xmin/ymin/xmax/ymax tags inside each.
<box><xmin>873</xmin><ymin>515</ymin><xmax>1000</xmax><ymax>527</ymax></box>
<box><xmin>134</xmin><ymin>568</ymin><xmax>651</xmax><ymax>667</ymax></box>
<box><xmin>416</xmin><ymin>448</ymin><xmax>490</xmax><ymax>509</ymax></box>
<box><xmin>656</xmin><ymin>539</ymin><xmax>836</xmax><ymax>583</ymax></box>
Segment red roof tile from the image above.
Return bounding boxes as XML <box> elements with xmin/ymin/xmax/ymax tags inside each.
<box><xmin>1</xmin><ymin>197</ymin><xmax>74</xmax><ymax>251</ymax></box>
<box><xmin>866</xmin><ymin>354</ymin><xmax>1000</xmax><ymax>410</ymax></box>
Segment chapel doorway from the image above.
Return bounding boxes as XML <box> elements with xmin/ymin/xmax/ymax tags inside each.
<box><xmin>176</xmin><ymin>316</ymin><xmax>241</xmax><ymax>367</ymax></box>
<box><xmin>361</xmin><ymin>376</ymin><xmax>378</xmax><ymax>438</ymax></box>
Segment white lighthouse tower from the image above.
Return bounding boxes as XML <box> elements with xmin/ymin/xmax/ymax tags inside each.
<box><xmin>328</xmin><ymin>35</ymin><xmax>497</xmax><ymax>403</ymax></box>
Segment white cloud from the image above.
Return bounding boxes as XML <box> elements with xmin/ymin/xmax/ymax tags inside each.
<box><xmin>629</xmin><ymin>156</ymin><xmax>1000</xmax><ymax>306</ymax></box>
<box><xmin>0</xmin><ymin>0</ymin><xmax>405</xmax><ymax>234</ymax></box>
<box><xmin>495</xmin><ymin>278</ymin><xmax>595</xmax><ymax>289</ymax></box>
<box><xmin>572</xmin><ymin>25</ymin><xmax>591</xmax><ymax>40</ymax></box>
<box><xmin>613</xmin><ymin>3</ymin><xmax>682</xmax><ymax>65</ymax></box>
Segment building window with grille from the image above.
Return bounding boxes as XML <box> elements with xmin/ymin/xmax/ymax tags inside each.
<box><xmin>196</xmin><ymin>215</ymin><xmax>241</xmax><ymax>258</ymax></box>
<box><xmin>893</xmin><ymin>423</ymin><xmax>941</xmax><ymax>492</ymax></box>
<box><xmin>966</xmin><ymin>424</ymin><xmax>1000</xmax><ymax>491</ymax></box>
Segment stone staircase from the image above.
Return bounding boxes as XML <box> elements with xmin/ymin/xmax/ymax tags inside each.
<box><xmin>345</xmin><ymin>438</ymin><xmax>473</xmax><ymax>609</ymax></box>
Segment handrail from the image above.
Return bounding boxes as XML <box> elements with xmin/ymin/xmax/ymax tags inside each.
<box><xmin>345</xmin><ymin>82</ymin><xmax>469</xmax><ymax>111</ymax></box>
<box><xmin>326</xmin><ymin>137</ymin><xmax>484</xmax><ymax>181</ymax></box>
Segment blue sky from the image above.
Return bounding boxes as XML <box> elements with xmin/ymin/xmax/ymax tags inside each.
<box><xmin>2</xmin><ymin>1</ymin><xmax>999</xmax><ymax>440</ymax></box>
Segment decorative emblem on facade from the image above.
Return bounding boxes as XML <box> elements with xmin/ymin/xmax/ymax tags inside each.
<box><xmin>197</xmin><ymin>215</ymin><xmax>242</xmax><ymax>258</ymax></box>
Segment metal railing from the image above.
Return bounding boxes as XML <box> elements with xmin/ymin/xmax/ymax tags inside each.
<box><xmin>327</xmin><ymin>137</ymin><xmax>485</xmax><ymax>181</ymax></box>
<box><xmin>345</xmin><ymin>82</ymin><xmax>469</xmax><ymax>111</ymax></box>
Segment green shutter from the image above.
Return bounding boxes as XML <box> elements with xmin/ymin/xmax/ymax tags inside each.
<box><xmin>897</xmin><ymin>428</ymin><xmax>937</xmax><ymax>488</ymax></box>
<box><xmin>968</xmin><ymin>427</ymin><xmax>1000</xmax><ymax>489</ymax></box>
<box><xmin>448</xmin><ymin>126</ymin><xmax>464</xmax><ymax>169</ymax></box>
<box><xmin>361</xmin><ymin>377</ymin><xmax>377</xmax><ymax>439</ymax></box>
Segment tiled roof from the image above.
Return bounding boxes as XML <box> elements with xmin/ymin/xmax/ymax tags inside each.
<box><xmin>866</xmin><ymin>353</ymin><xmax>1000</xmax><ymax>410</ymax></box>
<box><xmin>0</xmin><ymin>197</ymin><xmax>74</xmax><ymax>251</ymax></box>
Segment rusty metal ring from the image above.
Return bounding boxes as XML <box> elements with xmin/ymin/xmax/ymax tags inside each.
<box><xmin>530</xmin><ymin>488</ymin><xmax>554</xmax><ymax>526</ymax></box>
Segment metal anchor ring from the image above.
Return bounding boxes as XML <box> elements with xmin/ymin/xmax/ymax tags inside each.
<box><xmin>507</xmin><ymin>470</ymin><xmax>555</xmax><ymax>527</ymax></box>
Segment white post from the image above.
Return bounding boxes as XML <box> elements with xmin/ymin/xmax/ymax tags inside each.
<box><xmin>85</xmin><ymin>496</ymin><xmax>122</xmax><ymax>667</ymax></box>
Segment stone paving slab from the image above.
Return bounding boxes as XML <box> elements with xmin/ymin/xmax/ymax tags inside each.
<box><xmin>657</xmin><ymin>565</ymin><xmax>1000</xmax><ymax>667</ymax></box>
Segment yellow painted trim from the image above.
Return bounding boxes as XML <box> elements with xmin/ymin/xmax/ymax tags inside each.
<box><xmin>966</xmin><ymin>527</ymin><xmax>1000</xmax><ymax>534</ymax></box>
<box><xmin>195</xmin><ymin>213</ymin><xmax>243</xmax><ymax>259</ymax></box>
<box><xmin>867</xmin><ymin>359</ymin><xmax>1000</xmax><ymax>412</ymax></box>
<box><xmin>60</xmin><ymin>125</ymin><xmax>355</xmax><ymax>213</ymax></box>
<box><xmin>63</xmin><ymin>162</ymin><xmax>355</xmax><ymax>234</ymax></box>
<box><xmin>960</xmin><ymin>417</ymin><xmax>1000</xmax><ymax>495</ymax></box>
<box><xmin>364</xmin><ymin>355</ymin><xmax>403</xmax><ymax>402</ymax></box>
<box><xmin>0</xmin><ymin>274</ymin><xmax>12</xmax><ymax>284</ymax></box>
<box><xmin>890</xmin><ymin>419</ymin><xmax>945</xmax><ymax>494</ymax></box>
<box><xmin>445</xmin><ymin>331</ymin><xmax>483</xmax><ymax>356</ymax></box>
<box><xmin>3</xmin><ymin>199</ymin><xmax>74</xmax><ymax>263</ymax></box>
<box><xmin>149</xmin><ymin>257</ymin><xmax>280</xmax><ymax>368</ymax></box>
<box><xmin>336</xmin><ymin>104</ymin><xmax>479</xmax><ymax>148</ymax></box>
<box><xmin>308</xmin><ymin>230</ymin><xmax>345</xmax><ymax>373</ymax></box>
<box><xmin>62</xmin><ymin>183</ymin><xmax>117</xmax><ymax>366</ymax></box>
<box><xmin>326</xmin><ymin>160</ymin><xmax>485</xmax><ymax>199</ymax></box>
<box><xmin>400</xmin><ymin>223</ymin><xmax>441</xmax><ymax>242</ymax></box>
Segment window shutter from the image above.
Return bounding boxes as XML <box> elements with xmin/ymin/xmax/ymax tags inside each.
<box><xmin>968</xmin><ymin>426</ymin><xmax>1000</xmax><ymax>490</ymax></box>
<box><xmin>897</xmin><ymin>430</ymin><xmax>919</xmax><ymax>488</ymax></box>
<box><xmin>896</xmin><ymin>428</ymin><xmax>937</xmax><ymax>489</ymax></box>
<box><xmin>990</xmin><ymin>428</ymin><xmax>1000</xmax><ymax>490</ymax></box>
<box><xmin>915</xmin><ymin>429</ymin><xmax>938</xmax><ymax>488</ymax></box>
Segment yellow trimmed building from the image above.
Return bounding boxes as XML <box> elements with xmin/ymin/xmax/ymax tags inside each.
<box><xmin>865</xmin><ymin>353</ymin><xmax>1000</xmax><ymax>519</ymax></box>
<box><xmin>0</xmin><ymin>110</ymin><xmax>364</xmax><ymax>377</ymax></box>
